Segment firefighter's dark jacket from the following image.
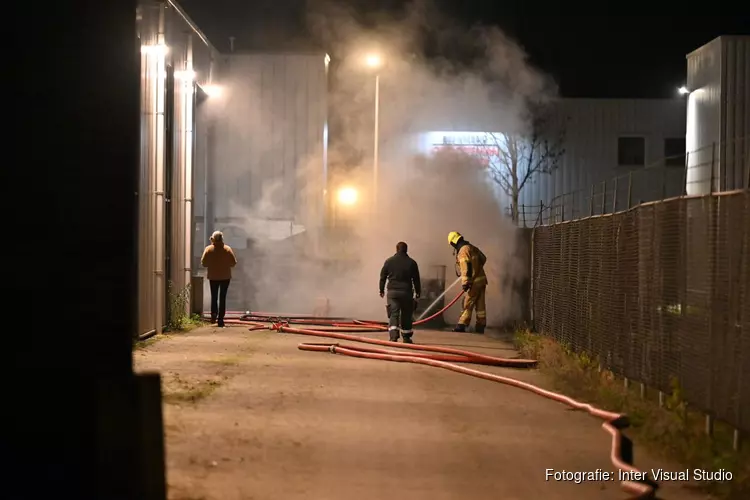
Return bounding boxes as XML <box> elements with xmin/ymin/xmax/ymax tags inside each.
<box><xmin>379</xmin><ymin>252</ymin><xmax>422</xmax><ymax>296</ymax></box>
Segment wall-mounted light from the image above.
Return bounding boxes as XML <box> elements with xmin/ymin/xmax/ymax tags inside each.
<box><xmin>141</xmin><ymin>43</ymin><xmax>169</xmax><ymax>56</ymax></box>
<box><xmin>175</xmin><ymin>69</ymin><xmax>196</xmax><ymax>81</ymax></box>
<box><xmin>200</xmin><ymin>84</ymin><xmax>222</xmax><ymax>98</ymax></box>
<box><xmin>678</xmin><ymin>86</ymin><xmax>690</xmax><ymax>95</ymax></box>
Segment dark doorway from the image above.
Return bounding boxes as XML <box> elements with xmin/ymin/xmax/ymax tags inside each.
<box><xmin>164</xmin><ymin>65</ymin><xmax>175</xmax><ymax>321</ymax></box>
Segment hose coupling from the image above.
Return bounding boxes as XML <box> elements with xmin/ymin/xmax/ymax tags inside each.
<box><xmin>328</xmin><ymin>345</ymin><xmax>337</xmax><ymax>354</ymax></box>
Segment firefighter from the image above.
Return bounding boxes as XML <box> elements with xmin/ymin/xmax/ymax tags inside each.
<box><xmin>379</xmin><ymin>241</ymin><xmax>422</xmax><ymax>343</ymax></box>
<box><xmin>448</xmin><ymin>231</ymin><xmax>487</xmax><ymax>334</ymax></box>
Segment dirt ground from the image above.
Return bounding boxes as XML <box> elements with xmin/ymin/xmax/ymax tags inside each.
<box><xmin>134</xmin><ymin>326</ymin><xmax>712</xmax><ymax>500</ymax></box>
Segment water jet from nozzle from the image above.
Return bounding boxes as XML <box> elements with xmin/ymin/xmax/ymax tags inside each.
<box><xmin>416</xmin><ymin>276</ymin><xmax>462</xmax><ymax>321</ymax></box>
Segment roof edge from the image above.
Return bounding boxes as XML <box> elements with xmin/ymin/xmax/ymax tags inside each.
<box><xmin>166</xmin><ymin>0</ymin><xmax>219</xmax><ymax>54</ymax></box>
<box><xmin>686</xmin><ymin>35</ymin><xmax>750</xmax><ymax>59</ymax></box>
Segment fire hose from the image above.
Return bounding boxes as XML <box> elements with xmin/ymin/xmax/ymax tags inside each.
<box><xmin>202</xmin><ymin>290</ymin><xmax>657</xmax><ymax>498</ymax></box>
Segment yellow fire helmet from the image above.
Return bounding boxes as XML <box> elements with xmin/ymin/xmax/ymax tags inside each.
<box><xmin>448</xmin><ymin>231</ymin><xmax>463</xmax><ymax>246</ymax></box>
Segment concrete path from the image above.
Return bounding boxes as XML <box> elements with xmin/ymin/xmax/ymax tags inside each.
<box><xmin>134</xmin><ymin>326</ymin><xmax>711</xmax><ymax>500</ymax></box>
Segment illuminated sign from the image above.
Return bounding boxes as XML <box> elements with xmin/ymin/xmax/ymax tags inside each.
<box><xmin>424</xmin><ymin>131</ymin><xmax>502</xmax><ymax>167</ymax></box>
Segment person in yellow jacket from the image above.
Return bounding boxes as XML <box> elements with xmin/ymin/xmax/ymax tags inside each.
<box><xmin>448</xmin><ymin>231</ymin><xmax>488</xmax><ymax>334</ymax></box>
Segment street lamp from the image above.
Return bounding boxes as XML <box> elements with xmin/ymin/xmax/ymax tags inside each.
<box><xmin>365</xmin><ymin>54</ymin><xmax>382</xmax><ymax>69</ymax></box>
<box><xmin>678</xmin><ymin>86</ymin><xmax>690</xmax><ymax>95</ymax></box>
<box><xmin>364</xmin><ymin>53</ymin><xmax>382</xmax><ymax>210</ymax></box>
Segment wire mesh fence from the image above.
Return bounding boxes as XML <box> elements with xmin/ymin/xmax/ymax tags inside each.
<box><xmin>531</xmin><ymin>190</ymin><xmax>750</xmax><ymax>433</ymax></box>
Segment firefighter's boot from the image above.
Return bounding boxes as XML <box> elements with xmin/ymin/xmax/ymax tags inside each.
<box><xmin>474</xmin><ymin>325</ymin><xmax>485</xmax><ymax>334</ymax></box>
<box><xmin>453</xmin><ymin>324</ymin><xmax>467</xmax><ymax>333</ymax></box>
<box><xmin>402</xmin><ymin>334</ymin><xmax>413</xmax><ymax>344</ymax></box>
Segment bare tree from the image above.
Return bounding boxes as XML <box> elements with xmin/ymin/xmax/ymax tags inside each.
<box><xmin>482</xmin><ymin>104</ymin><xmax>567</xmax><ymax>224</ymax></box>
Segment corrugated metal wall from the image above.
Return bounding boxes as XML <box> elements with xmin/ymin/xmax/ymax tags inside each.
<box><xmin>686</xmin><ymin>36</ymin><xmax>750</xmax><ymax>195</ymax></box>
<box><xmin>519</xmin><ymin>98</ymin><xmax>686</xmax><ymax>219</ymax></box>
<box><xmin>719</xmin><ymin>37</ymin><xmax>749</xmax><ymax>191</ymax></box>
<box><xmin>137</xmin><ymin>0</ymin><xmax>219</xmax><ymax>336</ymax></box>
<box><xmin>209</xmin><ymin>52</ymin><xmax>328</xmax><ymax>244</ymax></box>
<box><xmin>686</xmin><ymin>37</ymin><xmax>725</xmax><ymax>195</ymax></box>
<box><xmin>201</xmin><ymin>52</ymin><xmax>328</xmax><ymax>310</ymax></box>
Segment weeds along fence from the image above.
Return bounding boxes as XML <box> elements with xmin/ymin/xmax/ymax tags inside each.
<box><xmin>531</xmin><ymin>188</ymin><xmax>750</xmax><ymax>437</ymax></box>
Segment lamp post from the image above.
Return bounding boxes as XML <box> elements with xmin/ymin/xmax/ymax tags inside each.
<box><xmin>364</xmin><ymin>54</ymin><xmax>382</xmax><ymax>210</ymax></box>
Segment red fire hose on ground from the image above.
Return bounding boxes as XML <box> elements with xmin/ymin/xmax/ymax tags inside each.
<box><xmin>201</xmin><ymin>290</ymin><xmax>658</xmax><ymax>499</ymax></box>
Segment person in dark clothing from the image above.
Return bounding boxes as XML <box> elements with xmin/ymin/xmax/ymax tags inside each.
<box><xmin>379</xmin><ymin>241</ymin><xmax>422</xmax><ymax>343</ymax></box>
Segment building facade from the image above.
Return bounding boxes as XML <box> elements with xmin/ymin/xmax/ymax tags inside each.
<box><xmin>386</xmin><ymin>98</ymin><xmax>687</xmax><ymax>224</ymax></box>
<box><xmin>685</xmin><ymin>36</ymin><xmax>749</xmax><ymax>195</ymax></box>
<box><xmin>194</xmin><ymin>51</ymin><xmax>330</xmax><ymax>310</ymax></box>
<box><xmin>137</xmin><ymin>0</ymin><xmax>220</xmax><ymax>336</ymax></box>
<box><xmin>520</xmin><ymin>98</ymin><xmax>687</xmax><ymax>222</ymax></box>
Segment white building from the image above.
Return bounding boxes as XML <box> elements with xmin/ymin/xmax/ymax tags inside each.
<box><xmin>685</xmin><ymin>35</ymin><xmax>750</xmax><ymax>195</ymax></box>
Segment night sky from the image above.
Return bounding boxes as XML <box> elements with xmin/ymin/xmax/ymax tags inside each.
<box><xmin>178</xmin><ymin>0</ymin><xmax>749</xmax><ymax>98</ymax></box>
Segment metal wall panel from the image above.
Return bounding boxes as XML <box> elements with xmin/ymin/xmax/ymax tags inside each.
<box><xmin>137</xmin><ymin>0</ymin><xmax>219</xmax><ymax>335</ymax></box>
<box><xmin>686</xmin><ymin>37</ymin><xmax>724</xmax><ymax>195</ymax></box>
<box><xmin>519</xmin><ymin>98</ymin><xmax>686</xmax><ymax>220</ymax></box>
<box><xmin>720</xmin><ymin>37</ymin><xmax>750</xmax><ymax>191</ymax></box>
<box><xmin>209</xmin><ymin>52</ymin><xmax>328</xmax><ymax>247</ymax></box>
<box><xmin>686</xmin><ymin>35</ymin><xmax>750</xmax><ymax>195</ymax></box>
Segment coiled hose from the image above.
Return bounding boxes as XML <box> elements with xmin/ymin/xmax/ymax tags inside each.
<box><xmin>202</xmin><ymin>290</ymin><xmax>657</xmax><ymax>499</ymax></box>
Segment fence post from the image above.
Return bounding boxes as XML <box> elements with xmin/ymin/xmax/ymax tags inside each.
<box><xmin>682</xmin><ymin>151</ymin><xmax>690</xmax><ymax>196</ymax></box>
<box><xmin>612</xmin><ymin>177</ymin><xmax>618</xmax><ymax>213</ymax></box>
<box><xmin>530</xmin><ymin>225</ymin><xmax>535</xmax><ymax>327</ymax></box>
<box><xmin>589</xmin><ymin>184</ymin><xmax>595</xmax><ymax>216</ymax></box>
<box><xmin>561</xmin><ymin>196</ymin><xmax>565</xmax><ymax>222</ymax></box>
<box><xmin>627</xmin><ymin>171</ymin><xmax>633</xmax><ymax>209</ymax></box>
<box><xmin>710</xmin><ymin>141</ymin><xmax>716</xmax><ymax>193</ymax></box>
<box><xmin>535</xmin><ymin>200</ymin><xmax>544</xmax><ymax>228</ymax></box>
<box><xmin>601</xmin><ymin>180</ymin><xmax>606</xmax><ymax>214</ymax></box>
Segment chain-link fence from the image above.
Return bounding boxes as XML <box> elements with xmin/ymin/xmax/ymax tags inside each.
<box><xmin>531</xmin><ymin>190</ymin><xmax>750</xmax><ymax>432</ymax></box>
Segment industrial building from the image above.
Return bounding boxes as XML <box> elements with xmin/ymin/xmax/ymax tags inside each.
<box><xmin>387</xmin><ymin>37</ymin><xmax>748</xmax><ymax>224</ymax></box>
<box><xmin>137</xmin><ymin>0</ymin><xmax>221</xmax><ymax>337</ymax></box>
<box><xmin>136</xmin><ymin>0</ymin><xmax>330</xmax><ymax>334</ymax></box>
<box><xmin>381</xmin><ymin>98</ymin><xmax>687</xmax><ymax>223</ymax></box>
<box><xmin>519</xmin><ymin>98</ymin><xmax>687</xmax><ymax>221</ymax></box>
<box><xmin>685</xmin><ymin>35</ymin><xmax>749</xmax><ymax>195</ymax></box>
<box><xmin>194</xmin><ymin>51</ymin><xmax>329</xmax><ymax>310</ymax></box>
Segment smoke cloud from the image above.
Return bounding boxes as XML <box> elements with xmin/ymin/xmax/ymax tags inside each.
<box><xmin>206</xmin><ymin>0</ymin><xmax>555</xmax><ymax>327</ymax></box>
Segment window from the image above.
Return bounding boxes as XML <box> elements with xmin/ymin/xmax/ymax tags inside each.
<box><xmin>664</xmin><ymin>137</ymin><xmax>686</xmax><ymax>166</ymax></box>
<box><xmin>617</xmin><ymin>137</ymin><xmax>646</xmax><ymax>166</ymax></box>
